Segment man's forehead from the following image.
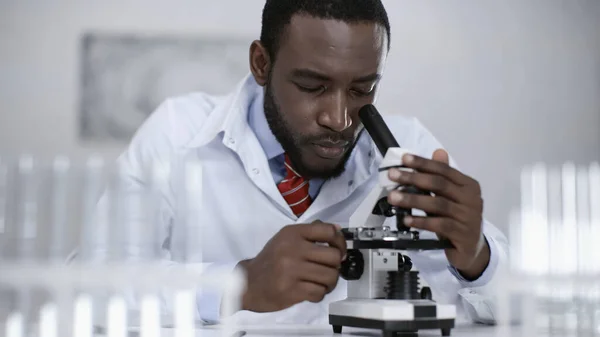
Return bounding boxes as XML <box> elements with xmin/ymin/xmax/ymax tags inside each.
<box><xmin>282</xmin><ymin>14</ymin><xmax>386</xmax><ymax>59</ymax></box>
<box><xmin>277</xmin><ymin>15</ymin><xmax>386</xmax><ymax>77</ymax></box>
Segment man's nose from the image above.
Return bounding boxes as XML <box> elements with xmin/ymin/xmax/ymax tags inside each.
<box><xmin>317</xmin><ymin>91</ymin><xmax>351</xmax><ymax>132</ymax></box>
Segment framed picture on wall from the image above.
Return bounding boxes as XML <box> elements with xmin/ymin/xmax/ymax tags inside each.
<box><xmin>78</xmin><ymin>32</ymin><xmax>250</xmax><ymax>142</ymax></box>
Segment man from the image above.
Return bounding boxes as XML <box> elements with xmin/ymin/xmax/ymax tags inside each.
<box><xmin>93</xmin><ymin>0</ymin><xmax>508</xmax><ymax>327</ymax></box>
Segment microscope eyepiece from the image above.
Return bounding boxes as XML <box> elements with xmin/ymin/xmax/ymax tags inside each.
<box><xmin>358</xmin><ymin>104</ymin><xmax>400</xmax><ymax>155</ymax></box>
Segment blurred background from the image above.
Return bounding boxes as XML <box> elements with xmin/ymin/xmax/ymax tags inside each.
<box><xmin>0</xmin><ymin>1</ymin><xmax>599</xmax><ymax>333</ymax></box>
<box><xmin>0</xmin><ymin>0</ymin><xmax>599</xmax><ymax>251</ymax></box>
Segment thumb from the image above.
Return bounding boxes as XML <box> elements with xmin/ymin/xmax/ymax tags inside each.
<box><xmin>432</xmin><ymin>148</ymin><xmax>449</xmax><ymax>164</ymax></box>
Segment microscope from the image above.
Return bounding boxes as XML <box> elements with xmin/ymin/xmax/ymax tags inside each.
<box><xmin>328</xmin><ymin>105</ymin><xmax>456</xmax><ymax>337</ymax></box>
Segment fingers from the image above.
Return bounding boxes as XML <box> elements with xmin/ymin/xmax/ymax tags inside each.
<box><xmin>296</xmin><ymin>222</ymin><xmax>347</xmax><ymax>259</ymax></box>
<box><xmin>294</xmin><ymin>281</ymin><xmax>328</xmax><ymax>304</ymax></box>
<box><xmin>296</xmin><ymin>262</ymin><xmax>340</xmax><ymax>293</ymax></box>
<box><xmin>388</xmin><ymin>190</ymin><xmax>472</xmax><ymax>223</ymax></box>
<box><xmin>297</xmin><ymin>221</ymin><xmax>339</xmax><ymax>241</ymax></box>
<box><xmin>401</xmin><ymin>153</ymin><xmax>475</xmax><ymax>187</ymax></box>
<box><xmin>327</xmin><ymin>229</ymin><xmax>347</xmax><ymax>260</ymax></box>
<box><xmin>403</xmin><ymin>215</ymin><xmax>466</xmax><ymax>242</ymax></box>
<box><xmin>388</xmin><ymin>168</ymin><xmax>466</xmax><ymax>204</ymax></box>
<box><xmin>432</xmin><ymin>149</ymin><xmax>450</xmax><ymax>164</ymax></box>
<box><xmin>301</xmin><ymin>241</ymin><xmax>344</xmax><ymax>268</ymax></box>
<box><xmin>404</xmin><ymin>216</ymin><xmax>461</xmax><ymax>241</ymax></box>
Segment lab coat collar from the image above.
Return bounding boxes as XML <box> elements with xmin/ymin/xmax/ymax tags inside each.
<box><xmin>183</xmin><ymin>73</ymin><xmax>259</xmax><ymax>150</ymax></box>
<box><xmin>247</xmin><ymin>84</ymin><xmax>284</xmax><ymax>161</ymax></box>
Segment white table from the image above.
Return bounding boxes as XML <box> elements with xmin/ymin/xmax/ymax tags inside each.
<box><xmin>144</xmin><ymin>324</ymin><xmax>541</xmax><ymax>337</ymax></box>
<box><xmin>201</xmin><ymin>325</ymin><xmax>497</xmax><ymax>337</ymax></box>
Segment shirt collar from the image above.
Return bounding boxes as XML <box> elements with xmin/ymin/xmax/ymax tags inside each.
<box><xmin>247</xmin><ymin>86</ymin><xmax>284</xmax><ymax>161</ymax></box>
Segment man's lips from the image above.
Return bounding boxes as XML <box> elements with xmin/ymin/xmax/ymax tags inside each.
<box><xmin>311</xmin><ymin>140</ymin><xmax>349</xmax><ymax>159</ymax></box>
<box><xmin>313</xmin><ymin>140</ymin><xmax>350</xmax><ymax>147</ymax></box>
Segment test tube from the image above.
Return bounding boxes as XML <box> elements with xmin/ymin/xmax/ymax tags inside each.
<box><xmin>73</xmin><ymin>294</ymin><xmax>93</xmax><ymax>337</ymax></box>
<box><xmin>139</xmin><ymin>295</ymin><xmax>160</xmax><ymax>337</ymax></box>
<box><xmin>545</xmin><ymin>166</ymin><xmax>562</xmax><ymax>335</ymax></box>
<box><xmin>49</xmin><ymin>156</ymin><xmax>71</xmax><ymax>262</ymax></box>
<box><xmin>520</xmin><ymin>163</ymin><xmax>550</xmax><ymax>275</ymax></box>
<box><xmin>0</xmin><ymin>157</ymin><xmax>7</xmax><ymax>236</ymax></box>
<box><xmin>590</xmin><ymin>162</ymin><xmax>600</xmax><ymax>275</ymax></box>
<box><xmin>119</xmin><ymin>161</ymin><xmax>166</xmax><ymax>261</ymax></box>
<box><xmin>17</xmin><ymin>155</ymin><xmax>38</xmax><ymax>260</ymax></box>
<box><xmin>0</xmin><ymin>157</ymin><xmax>16</xmax><ymax>336</ymax></box>
<box><xmin>46</xmin><ymin>156</ymin><xmax>74</xmax><ymax>337</ymax></box>
<box><xmin>221</xmin><ymin>268</ymin><xmax>245</xmax><ymax>337</ymax></box>
<box><xmin>79</xmin><ymin>155</ymin><xmax>106</xmax><ymax>262</ymax></box>
<box><xmin>76</xmin><ymin>156</ymin><xmax>108</xmax><ymax>337</ymax></box>
<box><xmin>590</xmin><ymin>162</ymin><xmax>600</xmax><ymax>336</ymax></box>
<box><xmin>151</xmin><ymin>163</ymin><xmax>168</xmax><ymax>259</ymax></box>
<box><xmin>575</xmin><ymin>166</ymin><xmax>591</xmax><ymax>275</ymax></box>
<box><xmin>173</xmin><ymin>161</ymin><xmax>203</xmax><ymax>337</ymax></box>
<box><xmin>184</xmin><ymin>161</ymin><xmax>203</xmax><ymax>262</ymax></box>
<box><xmin>118</xmin><ymin>162</ymin><xmax>143</xmax><ymax>261</ymax></box>
<box><xmin>574</xmin><ymin>166</ymin><xmax>592</xmax><ymax>336</ymax></box>
<box><xmin>546</xmin><ymin>166</ymin><xmax>562</xmax><ymax>279</ymax></box>
<box><xmin>0</xmin><ymin>157</ymin><xmax>8</xmax><ymax>262</ymax></box>
<box><xmin>560</xmin><ymin>162</ymin><xmax>577</xmax><ymax>276</ymax></box>
<box><xmin>508</xmin><ymin>209</ymin><xmax>522</xmax><ymax>272</ymax></box>
<box><xmin>174</xmin><ymin>290</ymin><xmax>195</xmax><ymax>337</ymax></box>
<box><xmin>106</xmin><ymin>296</ymin><xmax>127</xmax><ymax>337</ymax></box>
<box><xmin>14</xmin><ymin>155</ymin><xmax>38</xmax><ymax>336</ymax></box>
<box><xmin>38</xmin><ymin>303</ymin><xmax>58</xmax><ymax>337</ymax></box>
<box><xmin>5</xmin><ymin>312</ymin><xmax>24</xmax><ymax>337</ymax></box>
<box><xmin>592</xmin><ymin>288</ymin><xmax>599</xmax><ymax>337</ymax></box>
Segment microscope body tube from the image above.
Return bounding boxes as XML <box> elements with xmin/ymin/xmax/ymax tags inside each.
<box><xmin>358</xmin><ymin>104</ymin><xmax>400</xmax><ymax>156</ymax></box>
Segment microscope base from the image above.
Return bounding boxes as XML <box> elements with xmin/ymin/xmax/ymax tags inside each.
<box><xmin>329</xmin><ymin>299</ymin><xmax>455</xmax><ymax>336</ymax></box>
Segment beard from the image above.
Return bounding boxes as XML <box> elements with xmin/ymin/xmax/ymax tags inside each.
<box><xmin>263</xmin><ymin>78</ymin><xmax>359</xmax><ymax>180</ymax></box>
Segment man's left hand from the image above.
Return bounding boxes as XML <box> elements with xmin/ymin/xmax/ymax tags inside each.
<box><xmin>387</xmin><ymin>149</ymin><xmax>490</xmax><ymax>280</ymax></box>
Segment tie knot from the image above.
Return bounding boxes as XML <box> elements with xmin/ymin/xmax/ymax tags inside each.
<box><xmin>284</xmin><ymin>154</ymin><xmax>302</xmax><ymax>179</ymax></box>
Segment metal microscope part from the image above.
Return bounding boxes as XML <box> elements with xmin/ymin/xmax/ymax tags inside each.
<box><xmin>342</xmin><ymin>227</ymin><xmax>453</xmax><ymax>250</ymax></box>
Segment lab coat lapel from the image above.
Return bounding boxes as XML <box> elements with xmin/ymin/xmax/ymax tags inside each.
<box><xmin>217</xmin><ymin>77</ymin><xmax>297</xmax><ymax>218</ymax></box>
<box><xmin>236</xmin><ymin>127</ymin><xmax>296</xmax><ymax>217</ymax></box>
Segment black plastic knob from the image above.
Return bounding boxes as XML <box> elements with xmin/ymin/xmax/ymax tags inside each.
<box><xmin>340</xmin><ymin>249</ymin><xmax>364</xmax><ymax>281</ymax></box>
<box><xmin>397</xmin><ymin>254</ymin><xmax>413</xmax><ymax>272</ymax></box>
<box><xmin>421</xmin><ymin>286</ymin><xmax>433</xmax><ymax>300</ymax></box>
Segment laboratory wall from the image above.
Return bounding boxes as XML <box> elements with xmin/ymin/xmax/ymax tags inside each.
<box><xmin>0</xmin><ymin>0</ymin><xmax>599</xmax><ymax>247</ymax></box>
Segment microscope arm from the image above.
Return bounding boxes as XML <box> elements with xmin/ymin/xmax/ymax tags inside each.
<box><xmin>349</xmin><ymin>185</ymin><xmax>388</xmax><ymax>229</ymax></box>
<box><xmin>348</xmin><ymin>147</ymin><xmax>413</xmax><ymax>229</ymax></box>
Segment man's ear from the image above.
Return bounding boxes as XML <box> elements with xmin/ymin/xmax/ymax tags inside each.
<box><xmin>249</xmin><ymin>40</ymin><xmax>270</xmax><ymax>86</ymax></box>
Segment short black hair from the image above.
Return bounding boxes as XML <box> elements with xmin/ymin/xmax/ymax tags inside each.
<box><xmin>260</xmin><ymin>0</ymin><xmax>391</xmax><ymax>63</ymax></box>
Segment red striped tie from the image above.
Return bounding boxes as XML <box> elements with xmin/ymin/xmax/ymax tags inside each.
<box><xmin>277</xmin><ymin>154</ymin><xmax>312</xmax><ymax>217</ymax></box>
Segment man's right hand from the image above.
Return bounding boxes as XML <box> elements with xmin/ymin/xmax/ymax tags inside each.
<box><xmin>237</xmin><ymin>221</ymin><xmax>347</xmax><ymax>313</ymax></box>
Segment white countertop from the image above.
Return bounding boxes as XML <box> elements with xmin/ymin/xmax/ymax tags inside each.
<box><xmin>137</xmin><ymin>324</ymin><xmax>539</xmax><ymax>337</ymax></box>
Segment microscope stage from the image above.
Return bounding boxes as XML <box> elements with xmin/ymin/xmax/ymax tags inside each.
<box><xmin>329</xmin><ymin>299</ymin><xmax>455</xmax><ymax>336</ymax></box>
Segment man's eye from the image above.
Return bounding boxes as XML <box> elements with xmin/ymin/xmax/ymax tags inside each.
<box><xmin>351</xmin><ymin>88</ymin><xmax>374</xmax><ymax>97</ymax></box>
<box><xmin>296</xmin><ymin>84</ymin><xmax>324</xmax><ymax>93</ymax></box>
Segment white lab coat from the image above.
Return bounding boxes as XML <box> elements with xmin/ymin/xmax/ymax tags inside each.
<box><xmin>85</xmin><ymin>74</ymin><xmax>509</xmax><ymax>327</ymax></box>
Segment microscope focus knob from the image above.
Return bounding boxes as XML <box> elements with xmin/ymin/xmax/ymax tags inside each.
<box><xmin>398</xmin><ymin>255</ymin><xmax>413</xmax><ymax>272</ymax></box>
<box><xmin>340</xmin><ymin>249</ymin><xmax>364</xmax><ymax>281</ymax></box>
